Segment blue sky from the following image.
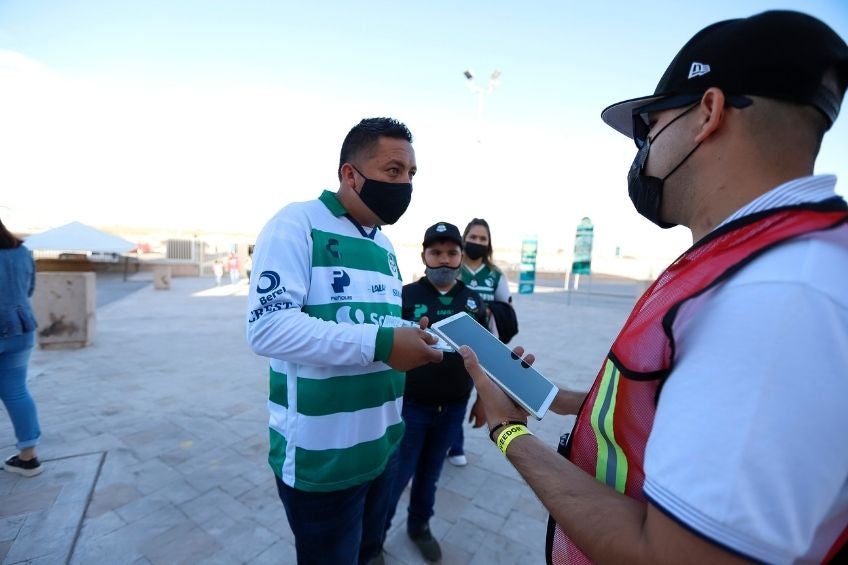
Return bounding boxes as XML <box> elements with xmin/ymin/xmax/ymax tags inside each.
<box><xmin>1</xmin><ymin>0</ymin><xmax>847</xmax><ymax>266</ymax></box>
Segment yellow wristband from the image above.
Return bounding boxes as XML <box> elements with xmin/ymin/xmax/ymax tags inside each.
<box><xmin>496</xmin><ymin>424</ymin><xmax>531</xmax><ymax>455</ymax></box>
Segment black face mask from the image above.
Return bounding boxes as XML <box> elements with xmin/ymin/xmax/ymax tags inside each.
<box><xmin>464</xmin><ymin>242</ymin><xmax>487</xmax><ymax>260</ymax></box>
<box><xmin>350</xmin><ymin>165</ymin><xmax>412</xmax><ymax>225</ymax></box>
<box><xmin>627</xmin><ymin>104</ymin><xmax>700</xmax><ymax>229</ymax></box>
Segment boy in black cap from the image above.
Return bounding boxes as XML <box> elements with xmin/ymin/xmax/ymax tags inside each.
<box><xmin>382</xmin><ymin>222</ymin><xmax>488</xmax><ymax>562</ymax></box>
<box><xmin>461</xmin><ymin>10</ymin><xmax>848</xmax><ymax>564</ymax></box>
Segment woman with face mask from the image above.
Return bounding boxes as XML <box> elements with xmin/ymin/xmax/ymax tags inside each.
<box><xmin>459</xmin><ymin>218</ymin><xmax>513</xmax><ymax>309</ymax></box>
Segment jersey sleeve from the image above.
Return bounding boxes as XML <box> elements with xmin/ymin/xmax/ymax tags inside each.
<box><xmin>245</xmin><ymin>205</ymin><xmax>384</xmax><ymax>367</ymax></box>
<box><xmin>643</xmin><ymin>250</ymin><xmax>848</xmax><ymax>563</ymax></box>
<box><xmin>493</xmin><ymin>270</ymin><xmax>511</xmax><ymax>303</ymax></box>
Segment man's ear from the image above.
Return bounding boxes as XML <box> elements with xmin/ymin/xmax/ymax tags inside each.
<box><xmin>694</xmin><ymin>87</ymin><xmax>727</xmax><ymax>143</ymax></box>
<box><xmin>340</xmin><ymin>163</ymin><xmax>357</xmax><ymax>189</ymax></box>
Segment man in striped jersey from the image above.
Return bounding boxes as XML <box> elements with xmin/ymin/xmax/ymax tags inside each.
<box><xmin>246</xmin><ymin>117</ymin><xmax>443</xmax><ymax>564</ymax></box>
<box><xmin>460</xmin><ymin>11</ymin><xmax>848</xmax><ymax>564</ymax></box>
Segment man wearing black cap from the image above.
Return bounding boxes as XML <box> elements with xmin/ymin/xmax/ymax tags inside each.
<box><xmin>381</xmin><ymin>222</ymin><xmax>488</xmax><ymax>562</ymax></box>
<box><xmin>459</xmin><ymin>11</ymin><xmax>848</xmax><ymax>564</ymax></box>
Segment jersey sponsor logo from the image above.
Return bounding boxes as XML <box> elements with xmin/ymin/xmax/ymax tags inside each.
<box><xmin>392</xmin><ymin>288</ymin><xmax>401</xmax><ymax>297</ymax></box>
<box><xmin>248</xmin><ymin>300</ymin><xmax>295</xmax><ymax>323</ymax></box>
<box><xmin>336</xmin><ymin>305</ymin><xmax>367</xmax><ymax>324</ymax></box>
<box><xmin>330</xmin><ymin>270</ymin><xmax>352</xmax><ymax>301</ymax></box>
<box><xmin>331</xmin><ymin>270</ymin><xmax>351</xmax><ymax>293</ymax></box>
<box><xmin>370</xmin><ymin>283</ymin><xmax>386</xmax><ymax>294</ymax></box>
<box><xmin>259</xmin><ymin>288</ymin><xmax>286</xmax><ymax>305</ymax></box>
<box><xmin>387</xmin><ymin>253</ymin><xmax>399</xmax><ymax>278</ymax></box>
<box><xmin>326</xmin><ymin>238</ymin><xmax>341</xmax><ymax>259</ymax></box>
<box><xmin>256</xmin><ymin>271</ymin><xmax>283</xmax><ymax>294</ymax></box>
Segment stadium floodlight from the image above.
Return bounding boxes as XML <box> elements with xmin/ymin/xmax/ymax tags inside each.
<box><xmin>463</xmin><ymin>68</ymin><xmax>501</xmax><ymax>142</ymax></box>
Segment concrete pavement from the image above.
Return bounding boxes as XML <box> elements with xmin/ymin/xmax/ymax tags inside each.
<box><xmin>1</xmin><ymin>274</ymin><xmax>640</xmax><ymax>564</ymax></box>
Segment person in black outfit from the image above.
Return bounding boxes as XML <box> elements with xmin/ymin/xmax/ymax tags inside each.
<box><xmin>383</xmin><ymin>222</ymin><xmax>488</xmax><ymax>563</ymax></box>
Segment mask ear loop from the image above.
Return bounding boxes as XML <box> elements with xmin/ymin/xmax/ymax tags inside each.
<box><xmin>348</xmin><ymin>163</ymin><xmax>368</xmax><ymax>193</ymax></box>
<box><xmin>645</xmin><ymin>103</ymin><xmax>701</xmax><ymax>181</ymax></box>
<box><xmin>662</xmin><ymin>142</ymin><xmax>701</xmax><ymax>181</ymax></box>
<box><xmin>649</xmin><ymin>102</ymin><xmax>700</xmax><ymax>144</ymax></box>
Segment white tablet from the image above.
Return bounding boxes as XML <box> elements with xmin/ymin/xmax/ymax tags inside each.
<box><xmin>430</xmin><ymin>312</ymin><xmax>558</xmax><ymax>419</ymax></box>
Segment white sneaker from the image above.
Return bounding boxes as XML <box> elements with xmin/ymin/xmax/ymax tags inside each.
<box><xmin>447</xmin><ymin>454</ymin><xmax>467</xmax><ymax>467</ymax></box>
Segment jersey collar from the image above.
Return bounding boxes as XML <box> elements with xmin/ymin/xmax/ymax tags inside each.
<box><xmin>319</xmin><ymin>190</ymin><xmax>379</xmax><ymax>239</ymax></box>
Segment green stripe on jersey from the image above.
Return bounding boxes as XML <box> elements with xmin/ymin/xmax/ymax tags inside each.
<box><xmin>268</xmin><ymin>422</ymin><xmax>405</xmax><ymax>492</ymax></box>
<box><xmin>311</xmin><ymin>228</ymin><xmax>400</xmax><ymax>278</ymax></box>
<box><xmin>303</xmin><ymin>301</ymin><xmax>401</xmax><ymax>324</ymax></box>
<box><xmin>297</xmin><ymin>368</ymin><xmax>404</xmax><ymax>417</ymax></box>
<box><xmin>293</xmin><ymin>420</ymin><xmax>404</xmax><ymax>491</ymax></box>
<box><xmin>269</xmin><ymin>367</ymin><xmax>288</xmax><ymax>408</ymax></box>
<box><xmin>269</xmin><ymin>427</ymin><xmax>288</xmax><ymax>476</ymax></box>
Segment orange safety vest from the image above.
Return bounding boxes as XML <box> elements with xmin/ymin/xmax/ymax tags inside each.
<box><xmin>547</xmin><ymin>201</ymin><xmax>848</xmax><ymax>564</ymax></box>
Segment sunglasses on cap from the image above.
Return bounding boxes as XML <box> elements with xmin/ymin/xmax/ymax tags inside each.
<box><xmin>631</xmin><ymin>93</ymin><xmax>754</xmax><ymax>148</ymax></box>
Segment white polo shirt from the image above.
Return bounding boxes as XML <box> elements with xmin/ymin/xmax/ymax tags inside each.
<box><xmin>643</xmin><ymin>175</ymin><xmax>848</xmax><ymax>564</ymax></box>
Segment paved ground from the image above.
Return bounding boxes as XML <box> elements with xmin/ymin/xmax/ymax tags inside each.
<box><xmin>1</xmin><ymin>274</ymin><xmax>641</xmax><ymax>564</ymax></box>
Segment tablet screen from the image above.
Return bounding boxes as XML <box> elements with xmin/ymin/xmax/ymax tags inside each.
<box><xmin>431</xmin><ymin>312</ymin><xmax>557</xmax><ymax>418</ymax></box>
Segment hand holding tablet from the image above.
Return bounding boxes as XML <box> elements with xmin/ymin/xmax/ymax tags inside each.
<box><xmin>430</xmin><ymin>312</ymin><xmax>558</xmax><ymax>419</ymax></box>
<box><xmin>381</xmin><ymin>315</ymin><xmax>454</xmax><ymax>352</ymax></box>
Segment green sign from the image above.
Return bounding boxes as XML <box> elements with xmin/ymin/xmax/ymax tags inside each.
<box><xmin>571</xmin><ymin>217</ymin><xmax>594</xmax><ymax>275</ymax></box>
<box><xmin>518</xmin><ymin>238</ymin><xmax>538</xmax><ymax>294</ymax></box>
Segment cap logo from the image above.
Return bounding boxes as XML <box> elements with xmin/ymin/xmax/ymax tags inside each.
<box><xmin>688</xmin><ymin>62</ymin><xmax>711</xmax><ymax>79</ymax></box>
<box><xmin>436</xmin><ymin>224</ymin><xmax>447</xmax><ymax>232</ymax></box>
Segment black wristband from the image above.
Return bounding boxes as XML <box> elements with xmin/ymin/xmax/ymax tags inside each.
<box><xmin>489</xmin><ymin>420</ymin><xmax>527</xmax><ymax>442</ymax></box>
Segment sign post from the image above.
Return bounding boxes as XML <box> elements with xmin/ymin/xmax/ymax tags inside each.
<box><xmin>518</xmin><ymin>237</ymin><xmax>538</xmax><ymax>294</ymax></box>
<box><xmin>570</xmin><ymin>218</ymin><xmax>594</xmax><ymax>290</ymax></box>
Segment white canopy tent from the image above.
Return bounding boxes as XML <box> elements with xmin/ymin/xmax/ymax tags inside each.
<box><xmin>24</xmin><ymin>221</ymin><xmax>135</xmax><ymax>254</ymax></box>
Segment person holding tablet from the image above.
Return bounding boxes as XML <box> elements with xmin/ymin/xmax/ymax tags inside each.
<box><xmin>460</xmin><ymin>11</ymin><xmax>848</xmax><ymax>564</ymax></box>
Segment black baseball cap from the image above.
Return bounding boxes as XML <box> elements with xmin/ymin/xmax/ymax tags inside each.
<box><xmin>423</xmin><ymin>222</ymin><xmax>463</xmax><ymax>248</ymax></box>
<box><xmin>601</xmin><ymin>10</ymin><xmax>848</xmax><ymax>140</ymax></box>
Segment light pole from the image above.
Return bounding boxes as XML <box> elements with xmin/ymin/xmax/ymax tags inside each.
<box><xmin>463</xmin><ymin>69</ymin><xmax>501</xmax><ymax>143</ymax></box>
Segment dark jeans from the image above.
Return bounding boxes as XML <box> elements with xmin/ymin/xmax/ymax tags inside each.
<box><xmin>447</xmin><ymin>415</ymin><xmax>465</xmax><ymax>457</ymax></box>
<box><xmin>275</xmin><ymin>450</ymin><xmax>399</xmax><ymax>565</ymax></box>
<box><xmin>385</xmin><ymin>400</ymin><xmax>466</xmax><ymax>534</ymax></box>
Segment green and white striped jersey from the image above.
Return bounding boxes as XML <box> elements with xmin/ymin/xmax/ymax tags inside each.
<box><xmin>246</xmin><ymin>191</ymin><xmax>404</xmax><ymax>492</ymax></box>
<box><xmin>460</xmin><ymin>262</ymin><xmax>509</xmax><ymax>303</ymax></box>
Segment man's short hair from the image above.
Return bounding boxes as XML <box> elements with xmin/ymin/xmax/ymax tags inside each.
<box><xmin>338</xmin><ymin>117</ymin><xmax>413</xmax><ymax>180</ymax></box>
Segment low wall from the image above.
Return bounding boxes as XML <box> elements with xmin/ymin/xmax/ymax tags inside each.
<box><xmin>35</xmin><ymin>258</ymin><xmax>199</xmax><ymax>277</ymax></box>
<box><xmin>32</xmin><ymin>272</ymin><xmax>96</xmax><ymax>349</ymax></box>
